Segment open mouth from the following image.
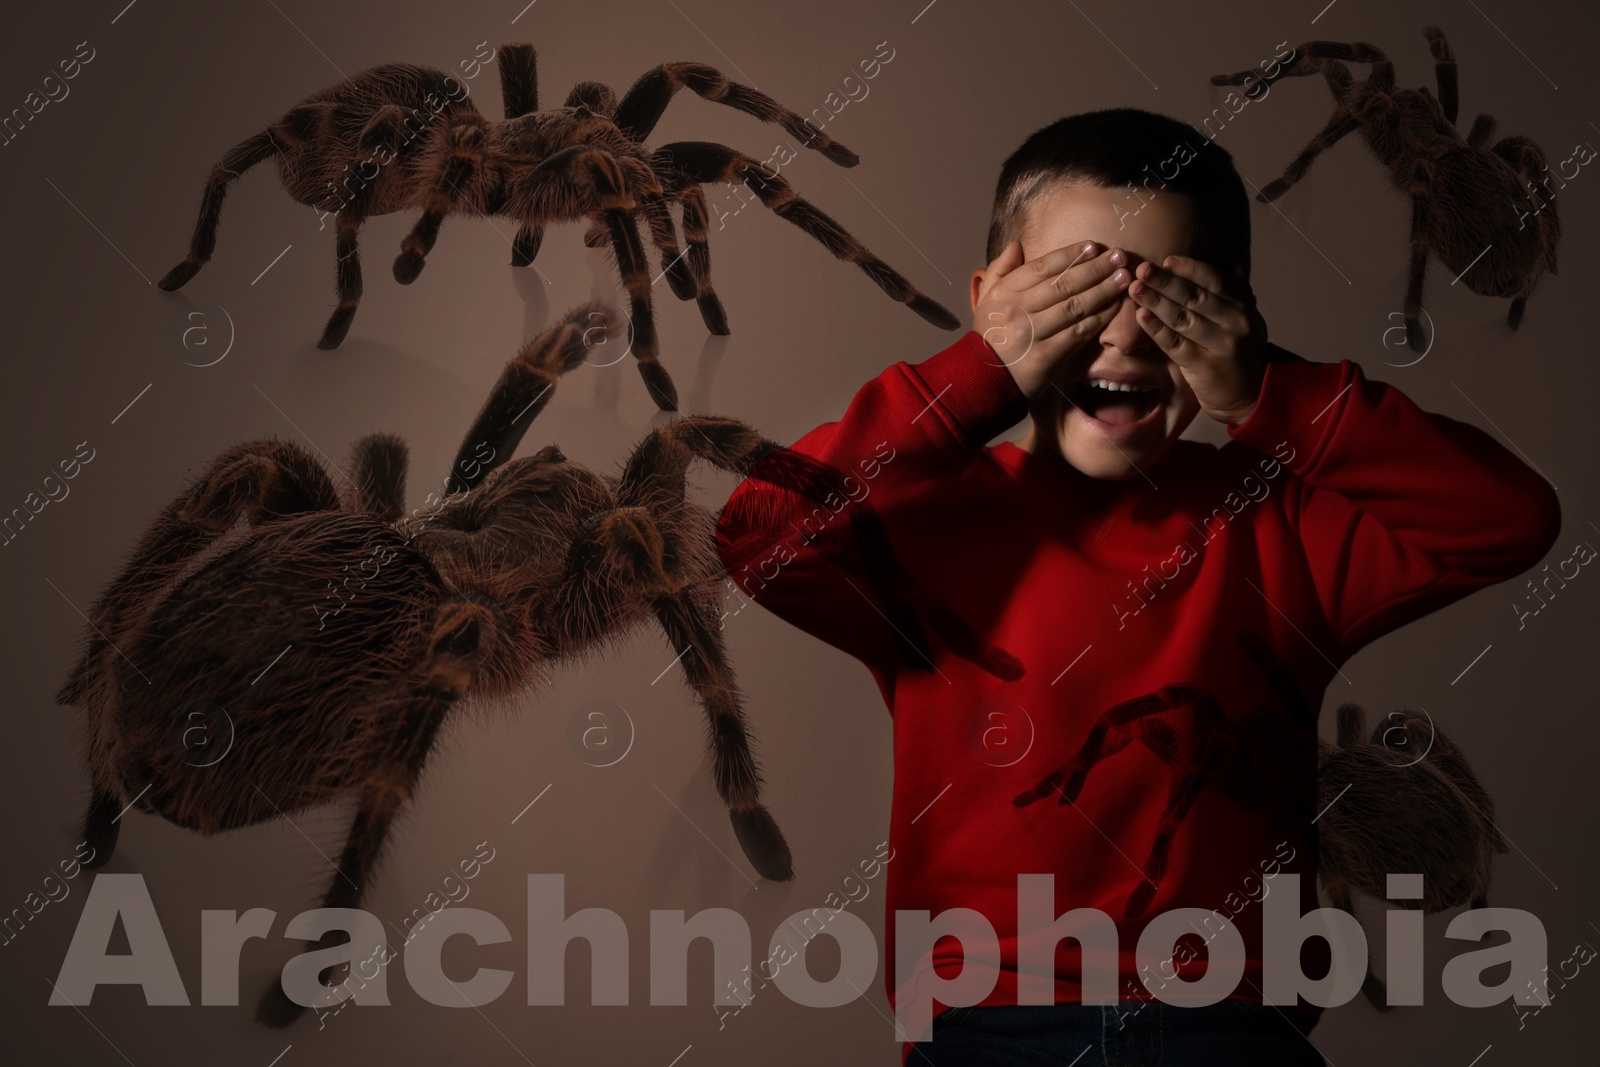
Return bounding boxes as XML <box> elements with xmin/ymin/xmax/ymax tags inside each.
<box><xmin>1069</xmin><ymin>378</ymin><xmax>1163</xmax><ymax>428</ymax></box>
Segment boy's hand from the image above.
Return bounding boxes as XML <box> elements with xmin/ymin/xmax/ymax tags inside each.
<box><xmin>1127</xmin><ymin>255</ymin><xmax>1269</xmax><ymax>427</ymax></box>
<box><xmin>972</xmin><ymin>240</ymin><xmax>1131</xmax><ymax>400</ymax></box>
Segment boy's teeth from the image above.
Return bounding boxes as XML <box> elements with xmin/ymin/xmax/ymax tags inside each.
<box><xmin>1089</xmin><ymin>378</ymin><xmax>1149</xmax><ymax>393</ymax></box>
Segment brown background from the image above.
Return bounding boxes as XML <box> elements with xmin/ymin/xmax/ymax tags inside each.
<box><xmin>2</xmin><ymin>0</ymin><xmax>1595</xmax><ymax>1062</ymax></box>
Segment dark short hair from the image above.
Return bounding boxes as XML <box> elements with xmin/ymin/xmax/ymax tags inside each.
<box><xmin>985</xmin><ymin>108</ymin><xmax>1251</xmax><ymax>281</ymax></box>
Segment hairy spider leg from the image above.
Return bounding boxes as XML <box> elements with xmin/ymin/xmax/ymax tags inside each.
<box><xmin>524</xmin><ymin>145</ymin><xmax>678</xmax><ymax>410</ymax></box>
<box><xmin>1213</xmin><ymin>38</ymin><xmax>1393</xmax><ymax>97</ymax></box>
<box><xmin>652</xmin><ymin>141</ymin><xmax>962</xmax><ymax>330</ymax></box>
<box><xmin>158</xmin><ymin>128</ymin><xmax>282</xmax><ymax>290</ymax></box>
<box><xmin>652</xmin><ymin>590</ymin><xmax>794</xmax><ymax>880</ymax></box>
<box><xmin>256</xmin><ymin>598</ymin><xmax>493</xmax><ymax>1027</ymax></box>
<box><xmin>343</xmin><ymin>433</ymin><xmax>409</xmax><ymax>521</ymax></box>
<box><xmin>392</xmin><ymin>120</ymin><xmax>489</xmax><ymax>288</ymax></box>
<box><xmin>574</xmin><ymin>196</ymin><xmax>700</xmax><ymax>310</ymax></box>
<box><xmin>1403</xmin><ymin>189</ymin><xmax>1433</xmax><ymax>352</ymax></box>
<box><xmin>563</xmin><ymin>80</ymin><xmax>616</xmax><ymax>115</ymax></box>
<box><xmin>674</xmin><ymin>184</ymin><xmax>730</xmax><ymax>334</ymax></box>
<box><xmin>1466</xmin><ymin>114</ymin><xmax>1498</xmax><ymax>154</ymax></box>
<box><xmin>1212</xmin><ymin>48</ymin><xmax>1367</xmax><ymax>205</ymax></box>
<box><xmin>501</xmin><ymin>46</ymin><xmax>548</xmax><ymax>269</ymax></box>
<box><xmin>556</xmin><ymin>415</ymin><xmax>803</xmax><ymax>878</ymax></box>
<box><xmin>497</xmin><ymin>42</ymin><xmax>539</xmax><ymax>120</ymax></box>
<box><xmin>1334</xmin><ymin>702</ymin><xmax>1366</xmax><ymax>749</ymax></box>
<box><xmin>1423</xmin><ymin>26</ymin><xmax>1460</xmax><ymax>127</ymax></box>
<box><xmin>637</xmin><ymin>194</ymin><xmax>699</xmax><ymax>301</ymax></box>
<box><xmin>319</xmin><ymin>104</ymin><xmax>413</xmax><ymax>349</ymax></box>
<box><xmin>489</xmin><ymin>444</ymin><xmax>789</xmax><ymax>881</ymax></box>
<box><xmin>444</xmin><ymin>302</ymin><xmax>630</xmax><ymax>497</ymax></box>
<box><xmin>550</xmin><ymin>75</ymin><xmax>703</xmax><ymax>298</ymax></box>
<box><xmin>612</xmin><ymin>60</ymin><xmax>859</xmax><ymax>167</ymax></box>
<box><xmin>510</xmin><ymin>220</ymin><xmax>545</xmax><ymax>267</ymax></box>
<box><xmin>1320</xmin><ymin>874</ymin><xmax>1395</xmax><ymax>1011</ymax></box>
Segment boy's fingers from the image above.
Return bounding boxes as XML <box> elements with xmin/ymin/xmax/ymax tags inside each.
<box><xmin>976</xmin><ymin>240</ymin><xmax>1025</xmax><ymax>304</ymax></box>
<box><xmin>1130</xmin><ymin>277</ymin><xmax>1223</xmax><ymax>356</ymax></box>
<box><xmin>1133</xmin><ymin>302</ymin><xmax>1188</xmax><ymax>358</ymax></box>
<box><xmin>1149</xmin><ymin>255</ymin><xmax>1243</xmax><ymax>310</ymax></box>
<box><xmin>985</xmin><ymin>240</ymin><xmax>1026</xmax><ymax>285</ymax></box>
<box><xmin>1028</xmin><ymin>262</ymin><xmax>1130</xmax><ymax>337</ymax></box>
<box><xmin>982</xmin><ymin>240</ymin><xmax>1109</xmax><ymax>320</ymax></box>
<box><xmin>1018</xmin><ymin>243</ymin><xmax>1115</xmax><ymax>312</ymax></box>
<box><xmin>1023</xmin><ymin>241</ymin><xmax>1099</xmax><ymax>287</ymax></box>
<box><xmin>1024</xmin><ymin>271</ymin><xmax>1126</xmax><ymax>342</ymax></box>
<box><xmin>1131</xmin><ymin>260</ymin><xmax>1232</xmax><ymax>334</ymax></box>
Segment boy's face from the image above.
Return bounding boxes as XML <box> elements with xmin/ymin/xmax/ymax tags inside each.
<box><xmin>970</xmin><ymin>182</ymin><xmax>1206</xmax><ymax>480</ymax></box>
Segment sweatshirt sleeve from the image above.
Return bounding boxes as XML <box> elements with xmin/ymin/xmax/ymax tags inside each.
<box><xmin>714</xmin><ymin>330</ymin><xmax>1030</xmax><ymax>682</ymax></box>
<box><xmin>1226</xmin><ymin>342</ymin><xmax>1563</xmax><ymax>662</ymax></box>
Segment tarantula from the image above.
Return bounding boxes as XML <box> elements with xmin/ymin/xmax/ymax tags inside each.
<box><xmin>56</xmin><ymin>302</ymin><xmax>1019</xmax><ymax>1026</ymax></box>
<box><xmin>156</xmin><ymin>44</ymin><xmax>959</xmax><ymax>407</ymax></box>
<box><xmin>1212</xmin><ymin>25</ymin><xmax>1561</xmax><ymax>350</ymax></box>
<box><xmin>1012</xmin><ymin>628</ymin><xmax>1316</xmax><ymax>921</ymax></box>
<box><xmin>1316</xmin><ymin>703</ymin><xmax>1507</xmax><ymax>1011</ymax></box>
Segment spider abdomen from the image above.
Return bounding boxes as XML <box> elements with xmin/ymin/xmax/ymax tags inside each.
<box><xmin>1424</xmin><ymin>147</ymin><xmax>1549</xmax><ymax>297</ymax></box>
<box><xmin>274</xmin><ymin>63</ymin><xmax>487</xmax><ymax>214</ymax></box>
<box><xmin>1315</xmin><ymin>749</ymin><xmax>1485</xmax><ymax>910</ymax></box>
<box><xmin>99</xmin><ymin>512</ymin><xmax>449</xmax><ymax>831</ymax></box>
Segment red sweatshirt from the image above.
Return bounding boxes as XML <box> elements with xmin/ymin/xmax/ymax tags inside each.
<box><xmin>713</xmin><ymin>330</ymin><xmax>1560</xmax><ymax>1059</ymax></box>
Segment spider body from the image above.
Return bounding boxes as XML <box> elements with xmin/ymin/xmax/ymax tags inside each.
<box><xmin>1315</xmin><ymin>703</ymin><xmax>1507</xmax><ymax>1009</ymax></box>
<box><xmin>93</xmin><ymin>509</ymin><xmax>447</xmax><ymax>834</ymax></box>
<box><xmin>1212</xmin><ymin>26</ymin><xmax>1560</xmax><ymax>350</ymax></box>
<box><xmin>158</xmin><ymin>45</ymin><xmax>959</xmax><ymax>406</ymax></box>
<box><xmin>58</xmin><ymin>302</ymin><xmax>1019</xmax><ymax>1026</ymax></box>
<box><xmin>262</xmin><ymin>63</ymin><xmax>490</xmax><ymax>215</ymax></box>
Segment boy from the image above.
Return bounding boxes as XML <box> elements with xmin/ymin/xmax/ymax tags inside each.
<box><xmin>713</xmin><ymin>108</ymin><xmax>1560</xmax><ymax>1065</ymax></box>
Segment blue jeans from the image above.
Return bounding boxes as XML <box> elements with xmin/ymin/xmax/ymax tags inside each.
<box><xmin>909</xmin><ymin>999</ymin><xmax>1326</xmax><ymax>1066</ymax></box>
